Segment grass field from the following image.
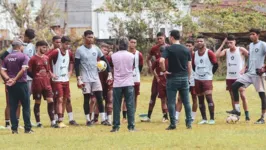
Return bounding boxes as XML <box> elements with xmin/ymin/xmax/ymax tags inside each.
<box><xmin>0</xmin><ymin>76</ymin><xmax>266</xmax><ymax>150</ymax></box>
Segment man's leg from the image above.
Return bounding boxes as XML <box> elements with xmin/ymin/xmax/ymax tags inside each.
<box><xmin>198</xmin><ymin>95</ymin><xmax>207</xmax><ymax>122</ymax></box>
<box><xmin>124</xmin><ymin>86</ymin><xmax>135</xmax><ymax>130</ymax></box>
<box><xmin>105</xmin><ymin>89</ymin><xmax>113</xmax><ymax>125</ymax></box>
<box><xmin>239</xmin><ymin>88</ymin><xmax>249</xmax><ymax>120</ymax></box>
<box><xmin>5</xmin><ymin>87</ymin><xmax>11</xmax><ymax>128</ymax></box>
<box><xmin>179</xmin><ymin>87</ymin><xmax>192</xmax><ymax>128</ymax></box>
<box><xmin>231</xmin><ymin>81</ymin><xmax>245</xmax><ymax>116</ymax></box>
<box><xmin>112</xmin><ymin>87</ymin><xmax>122</xmax><ymax>131</ymax></box>
<box><xmin>205</xmin><ymin>92</ymin><xmax>215</xmax><ymax>122</ymax></box>
<box><xmin>19</xmin><ymin>83</ymin><xmax>32</xmax><ymax>132</ymax></box>
<box><xmin>33</xmin><ymin>100</ymin><xmax>41</xmax><ymax>126</ymax></box>
<box><xmin>94</xmin><ymin>91</ymin><xmax>106</xmax><ymax>123</ymax></box>
<box><xmin>8</xmin><ymin>86</ymin><xmax>19</xmax><ymax>132</ymax></box>
<box><xmin>191</xmin><ymin>87</ymin><xmax>198</xmax><ymax>121</ymax></box>
<box><xmin>176</xmin><ymin>96</ymin><xmax>182</xmax><ymax>122</ymax></box>
<box><xmin>83</xmin><ymin>94</ymin><xmax>91</xmax><ymax>125</ymax></box>
<box><xmin>166</xmin><ymin>79</ymin><xmax>177</xmax><ymax>129</ymax></box>
<box><xmin>122</xmin><ymin>100</ymin><xmax>127</xmax><ymax>121</ymax></box>
<box><xmin>253</xmin><ymin>76</ymin><xmax>266</xmax><ymax>124</ymax></box>
<box><xmin>147</xmin><ymin>77</ymin><xmax>158</xmax><ymax>120</ymax></box>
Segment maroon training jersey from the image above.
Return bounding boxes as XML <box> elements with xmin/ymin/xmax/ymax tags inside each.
<box><xmin>28</xmin><ymin>55</ymin><xmax>51</xmax><ymax>78</ymax></box>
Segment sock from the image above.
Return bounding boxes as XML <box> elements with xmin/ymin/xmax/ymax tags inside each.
<box><xmin>52</xmin><ymin>120</ymin><xmax>56</xmax><ymax>125</ymax></box>
<box><xmin>163</xmin><ymin>113</ymin><xmax>168</xmax><ymax>119</ymax></box>
<box><xmin>192</xmin><ymin>111</ymin><xmax>196</xmax><ymax>120</ymax></box>
<box><xmin>34</xmin><ymin>103</ymin><xmax>41</xmax><ymax>123</ymax></box>
<box><xmin>5</xmin><ymin>120</ymin><xmax>10</xmax><ymax>126</ymax></box>
<box><xmin>86</xmin><ymin>114</ymin><xmax>91</xmax><ymax>122</ymax></box>
<box><xmin>68</xmin><ymin>112</ymin><xmax>74</xmax><ymax>121</ymax></box>
<box><xmin>198</xmin><ymin>95</ymin><xmax>207</xmax><ymax>120</ymax></box>
<box><xmin>206</xmin><ymin>94</ymin><xmax>215</xmax><ymax>120</ymax></box>
<box><xmin>47</xmin><ymin>102</ymin><xmax>55</xmax><ymax>122</ymax></box>
<box><xmin>91</xmin><ymin>112</ymin><xmax>95</xmax><ymax>120</ymax></box>
<box><xmin>107</xmin><ymin>115</ymin><xmax>112</xmax><ymax>122</ymax></box>
<box><xmin>147</xmin><ymin>110</ymin><xmax>152</xmax><ymax>119</ymax></box>
<box><xmin>54</xmin><ymin>114</ymin><xmax>58</xmax><ymax>121</ymax></box>
<box><xmin>105</xmin><ymin>113</ymin><xmax>108</xmax><ymax>120</ymax></box>
<box><xmin>245</xmin><ymin>111</ymin><xmax>249</xmax><ymax>119</ymax></box>
<box><xmin>100</xmin><ymin>113</ymin><xmax>106</xmax><ymax>122</ymax></box>
<box><xmin>122</xmin><ymin>111</ymin><xmax>127</xmax><ymax>119</ymax></box>
<box><xmin>235</xmin><ymin>104</ymin><xmax>240</xmax><ymax>112</ymax></box>
<box><xmin>176</xmin><ymin>111</ymin><xmax>180</xmax><ymax>120</ymax></box>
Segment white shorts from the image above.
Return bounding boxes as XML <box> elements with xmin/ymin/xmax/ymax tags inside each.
<box><xmin>27</xmin><ymin>80</ymin><xmax>32</xmax><ymax>95</ymax></box>
<box><xmin>82</xmin><ymin>78</ymin><xmax>102</xmax><ymax>94</ymax></box>
<box><xmin>237</xmin><ymin>74</ymin><xmax>265</xmax><ymax>92</ymax></box>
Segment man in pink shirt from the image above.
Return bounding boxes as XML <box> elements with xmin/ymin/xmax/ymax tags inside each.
<box><xmin>110</xmin><ymin>37</ymin><xmax>135</xmax><ymax>132</ymax></box>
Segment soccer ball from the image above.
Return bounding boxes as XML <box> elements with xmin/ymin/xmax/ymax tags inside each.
<box><xmin>97</xmin><ymin>60</ymin><xmax>107</xmax><ymax>72</ymax></box>
<box><xmin>226</xmin><ymin>114</ymin><xmax>239</xmax><ymax>124</ymax></box>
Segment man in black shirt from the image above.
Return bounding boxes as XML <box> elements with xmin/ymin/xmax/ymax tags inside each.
<box><xmin>160</xmin><ymin>30</ymin><xmax>192</xmax><ymax>130</ymax></box>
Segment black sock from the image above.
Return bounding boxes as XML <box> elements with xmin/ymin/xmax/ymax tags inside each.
<box><xmin>198</xmin><ymin>96</ymin><xmax>207</xmax><ymax>120</ymax></box>
<box><xmin>163</xmin><ymin>113</ymin><xmax>168</xmax><ymax>119</ymax></box>
<box><xmin>232</xmin><ymin>82</ymin><xmax>244</xmax><ymax>102</ymax></box>
<box><xmin>259</xmin><ymin>92</ymin><xmax>266</xmax><ymax>112</ymax></box>
<box><xmin>47</xmin><ymin>102</ymin><xmax>55</xmax><ymax>121</ymax></box>
<box><xmin>123</xmin><ymin>111</ymin><xmax>127</xmax><ymax>119</ymax></box>
<box><xmin>83</xmin><ymin>94</ymin><xmax>90</xmax><ymax>115</ymax></box>
<box><xmin>5</xmin><ymin>120</ymin><xmax>10</xmax><ymax>127</ymax></box>
<box><xmin>206</xmin><ymin>94</ymin><xmax>215</xmax><ymax>120</ymax></box>
<box><xmin>148</xmin><ymin>110</ymin><xmax>152</xmax><ymax>119</ymax></box>
<box><xmin>34</xmin><ymin>103</ymin><xmax>41</xmax><ymax>123</ymax></box>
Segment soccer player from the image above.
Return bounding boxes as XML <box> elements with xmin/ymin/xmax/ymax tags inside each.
<box><xmin>142</xmin><ymin>32</ymin><xmax>168</xmax><ymax>122</ymax></box>
<box><xmin>193</xmin><ymin>35</ymin><xmax>218</xmax><ymax>125</ymax></box>
<box><xmin>230</xmin><ymin>28</ymin><xmax>266</xmax><ymax>124</ymax></box>
<box><xmin>1</xmin><ymin>39</ymin><xmax>32</xmax><ymax>134</ymax></box>
<box><xmin>48</xmin><ymin>36</ymin><xmax>77</xmax><ymax>127</ymax></box>
<box><xmin>28</xmin><ymin>41</ymin><xmax>57</xmax><ymax>128</ymax></box>
<box><xmin>152</xmin><ymin>48</ymin><xmax>169</xmax><ymax>122</ymax></box>
<box><xmin>176</xmin><ymin>40</ymin><xmax>198</xmax><ymax>122</ymax></box>
<box><xmin>215</xmin><ymin>35</ymin><xmax>250</xmax><ymax>121</ymax></box>
<box><xmin>122</xmin><ymin>37</ymin><xmax>143</xmax><ymax>122</ymax></box>
<box><xmin>98</xmin><ymin>42</ymin><xmax>113</xmax><ymax>125</ymax></box>
<box><xmin>75</xmin><ymin>30</ymin><xmax>113</xmax><ymax>126</ymax></box>
<box><xmin>160</xmin><ymin>30</ymin><xmax>192</xmax><ymax>130</ymax></box>
<box><xmin>110</xmin><ymin>37</ymin><xmax>135</xmax><ymax>132</ymax></box>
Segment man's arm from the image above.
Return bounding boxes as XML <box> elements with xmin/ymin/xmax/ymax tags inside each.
<box><xmin>208</xmin><ymin>50</ymin><xmax>219</xmax><ymax>74</ymax></box>
<box><xmin>215</xmin><ymin>38</ymin><xmax>227</xmax><ymax>58</ymax></box>
<box><xmin>240</xmin><ymin>47</ymin><xmax>249</xmax><ymax>57</ymax></box>
<box><xmin>188</xmin><ymin>61</ymin><xmax>192</xmax><ymax>80</ymax></box>
<box><xmin>139</xmin><ymin>52</ymin><xmax>144</xmax><ymax>72</ymax></box>
<box><xmin>14</xmin><ymin>55</ymin><xmax>29</xmax><ymax>82</ymax></box>
<box><xmin>1</xmin><ymin>60</ymin><xmax>9</xmax><ymax>81</ymax></box>
<box><xmin>27</xmin><ymin>58</ymin><xmax>34</xmax><ymax>78</ymax></box>
<box><xmin>69</xmin><ymin>51</ymin><xmax>74</xmax><ymax>75</ymax></box>
<box><xmin>159</xmin><ymin>47</ymin><xmax>169</xmax><ymax>72</ymax></box>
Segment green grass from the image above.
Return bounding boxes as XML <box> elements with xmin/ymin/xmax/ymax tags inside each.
<box><xmin>0</xmin><ymin>77</ymin><xmax>266</xmax><ymax>150</ymax></box>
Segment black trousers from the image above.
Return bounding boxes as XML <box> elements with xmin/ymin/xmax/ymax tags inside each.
<box><xmin>7</xmin><ymin>82</ymin><xmax>31</xmax><ymax>131</ymax></box>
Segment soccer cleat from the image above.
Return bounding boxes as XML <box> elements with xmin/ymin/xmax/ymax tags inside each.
<box><xmin>186</xmin><ymin>124</ymin><xmax>192</xmax><ymax>129</ymax></box>
<box><xmin>36</xmin><ymin>123</ymin><xmax>43</xmax><ymax>128</ymax></box>
<box><xmin>140</xmin><ymin>117</ymin><xmax>151</xmax><ymax>122</ymax></box>
<box><xmin>128</xmin><ymin>128</ymin><xmax>136</xmax><ymax>132</ymax></box>
<box><xmin>86</xmin><ymin>121</ymin><xmax>93</xmax><ymax>127</ymax></box>
<box><xmin>58</xmin><ymin>122</ymin><xmax>67</xmax><ymax>128</ymax></box>
<box><xmin>110</xmin><ymin>128</ymin><xmax>119</xmax><ymax>132</ymax></box>
<box><xmin>245</xmin><ymin>117</ymin><xmax>250</xmax><ymax>122</ymax></box>
<box><xmin>198</xmin><ymin>120</ymin><xmax>208</xmax><ymax>125</ymax></box>
<box><xmin>166</xmin><ymin>125</ymin><xmax>176</xmax><ymax>130</ymax></box>
<box><xmin>162</xmin><ymin>117</ymin><xmax>169</xmax><ymax>123</ymax></box>
<box><xmin>226</xmin><ymin>109</ymin><xmax>241</xmax><ymax>116</ymax></box>
<box><xmin>25</xmin><ymin>130</ymin><xmax>34</xmax><ymax>134</ymax></box>
<box><xmin>12</xmin><ymin>130</ymin><xmax>18</xmax><ymax>134</ymax></box>
<box><xmin>51</xmin><ymin>123</ymin><xmax>59</xmax><ymax>128</ymax></box>
<box><xmin>254</xmin><ymin>118</ymin><xmax>265</xmax><ymax>124</ymax></box>
<box><xmin>208</xmin><ymin>120</ymin><xmax>215</xmax><ymax>125</ymax></box>
<box><xmin>69</xmin><ymin>120</ymin><xmax>79</xmax><ymax>126</ymax></box>
<box><xmin>191</xmin><ymin>119</ymin><xmax>195</xmax><ymax>123</ymax></box>
<box><xmin>105</xmin><ymin>121</ymin><xmax>112</xmax><ymax>126</ymax></box>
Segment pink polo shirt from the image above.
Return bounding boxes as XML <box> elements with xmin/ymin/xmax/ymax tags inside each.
<box><xmin>111</xmin><ymin>50</ymin><xmax>134</xmax><ymax>88</ymax></box>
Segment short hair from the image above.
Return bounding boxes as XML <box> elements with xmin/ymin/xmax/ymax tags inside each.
<box><xmin>61</xmin><ymin>36</ymin><xmax>71</xmax><ymax>43</ymax></box>
<box><xmin>25</xmin><ymin>29</ymin><xmax>35</xmax><ymax>40</ymax></box>
<box><xmin>129</xmin><ymin>36</ymin><xmax>137</xmax><ymax>41</ymax></box>
<box><xmin>227</xmin><ymin>35</ymin><xmax>236</xmax><ymax>41</ymax></box>
<box><xmin>84</xmin><ymin>30</ymin><xmax>94</xmax><ymax>37</ymax></box>
<box><xmin>170</xmin><ymin>30</ymin><xmax>180</xmax><ymax>40</ymax></box>
<box><xmin>100</xmin><ymin>42</ymin><xmax>109</xmax><ymax>48</ymax></box>
<box><xmin>36</xmin><ymin>40</ymin><xmax>48</xmax><ymax>47</ymax></box>
<box><xmin>52</xmin><ymin>36</ymin><xmax>61</xmax><ymax>42</ymax></box>
<box><xmin>186</xmin><ymin>40</ymin><xmax>194</xmax><ymax>45</ymax></box>
<box><xmin>117</xmin><ymin>36</ymin><xmax>129</xmax><ymax>50</ymax></box>
<box><xmin>196</xmin><ymin>35</ymin><xmax>205</xmax><ymax>39</ymax></box>
<box><xmin>249</xmin><ymin>28</ymin><xmax>261</xmax><ymax>34</ymax></box>
<box><xmin>156</xmin><ymin>32</ymin><xmax>165</xmax><ymax>37</ymax></box>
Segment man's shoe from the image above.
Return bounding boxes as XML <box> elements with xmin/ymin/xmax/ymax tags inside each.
<box><xmin>25</xmin><ymin>130</ymin><xmax>34</xmax><ymax>134</ymax></box>
<box><xmin>58</xmin><ymin>122</ymin><xmax>67</xmax><ymax>128</ymax></box>
<box><xmin>198</xmin><ymin>120</ymin><xmax>208</xmax><ymax>125</ymax></box>
<box><xmin>208</xmin><ymin>120</ymin><xmax>215</xmax><ymax>125</ymax></box>
<box><xmin>254</xmin><ymin>118</ymin><xmax>265</xmax><ymax>124</ymax></box>
<box><xmin>36</xmin><ymin>123</ymin><xmax>43</xmax><ymax>128</ymax></box>
<box><xmin>51</xmin><ymin>123</ymin><xmax>59</xmax><ymax>128</ymax></box>
<box><xmin>86</xmin><ymin>121</ymin><xmax>93</xmax><ymax>127</ymax></box>
<box><xmin>69</xmin><ymin>120</ymin><xmax>79</xmax><ymax>126</ymax></box>
<box><xmin>186</xmin><ymin>124</ymin><xmax>192</xmax><ymax>129</ymax></box>
<box><xmin>110</xmin><ymin>128</ymin><xmax>119</xmax><ymax>132</ymax></box>
<box><xmin>226</xmin><ymin>109</ymin><xmax>241</xmax><ymax>116</ymax></box>
<box><xmin>166</xmin><ymin>125</ymin><xmax>176</xmax><ymax>130</ymax></box>
<box><xmin>12</xmin><ymin>130</ymin><xmax>18</xmax><ymax>134</ymax></box>
<box><xmin>245</xmin><ymin>117</ymin><xmax>250</xmax><ymax>122</ymax></box>
<box><xmin>6</xmin><ymin>125</ymin><xmax>11</xmax><ymax>130</ymax></box>
<box><xmin>105</xmin><ymin>121</ymin><xmax>112</xmax><ymax>126</ymax></box>
<box><xmin>140</xmin><ymin>117</ymin><xmax>151</xmax><ymax>122</ymax></box>
<box><xmin>162</xmin><ymin>117</ymin><xmax>169</xmax><ymax>123</ymax></box>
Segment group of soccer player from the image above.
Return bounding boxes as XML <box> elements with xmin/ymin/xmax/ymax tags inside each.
<box><xmin>2</xmin><ymin>27</ymin><xmax>266</xmax><ymax>132</ymax></box>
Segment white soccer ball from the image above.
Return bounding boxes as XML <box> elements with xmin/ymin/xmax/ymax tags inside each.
<box><xmin>226</xmin><ymin>115</ymin><xmax>239</xmax><ymax>124</ymax></box>
<box><xmin>97</xmin><ymin>60</ymin><xmax>107</xmax><ymax>72</ymax></box>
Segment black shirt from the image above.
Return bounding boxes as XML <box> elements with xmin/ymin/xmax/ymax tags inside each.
<box><xmin>162</xmin><ymin>44</ymin><xmax>191</xmax><ymax>77</ymax></box>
